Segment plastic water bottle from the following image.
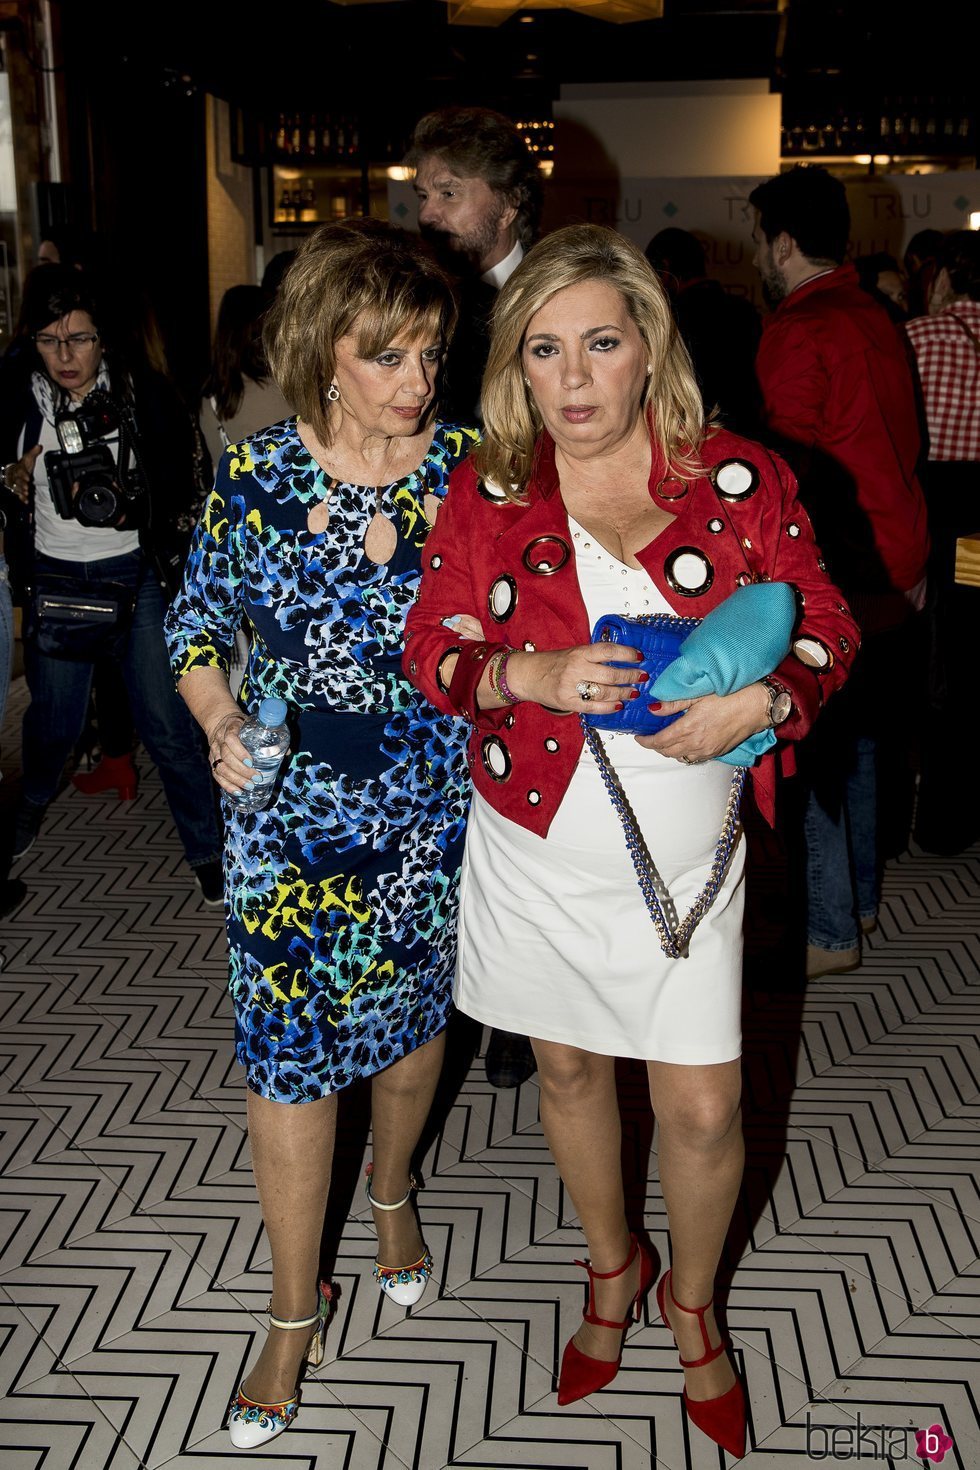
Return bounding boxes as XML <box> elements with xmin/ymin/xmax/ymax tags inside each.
<box><xmin>227</xmin><ymin>697</ymin><xmax>291</xmax><ymax>812</ymax></box>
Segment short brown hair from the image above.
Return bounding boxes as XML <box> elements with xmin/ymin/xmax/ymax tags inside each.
<box><xmin>939</xmin><ymin>229</ymin><xmax>980</xmax><ymax>301</ymax></box>
<box><xmin>405</xmin><ymin>108</ymin><xmax>542</xmax><ymax>248</ymax></box>
<box><xmin>263</xmin><ymin>219</ymin><xmax>458</xmax><ymax>444</ymax></box>
<box><xmin>475</xmin><ymin>224</ymin><xmax>705</xmax><ymax>499</ymax></box>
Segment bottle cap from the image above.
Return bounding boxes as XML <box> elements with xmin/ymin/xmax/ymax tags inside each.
<box><xmin>257</xmin><ymin>697</ymin><xmax>288</xmax><ymax>727</ymax></box>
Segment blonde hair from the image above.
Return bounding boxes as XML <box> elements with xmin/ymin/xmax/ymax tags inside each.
<box><xmin>263</xmin><ymin>218</ymin><xmax>457</xmax><ymax>445</ymax></box>
<box><xmin>474</xmin><ymin>224</ymin><xmax>706</xmax><ymax>499</ymax></box>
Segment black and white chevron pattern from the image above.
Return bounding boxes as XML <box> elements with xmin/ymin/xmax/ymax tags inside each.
<box><xmin>2</xmin><ymin>674</ymin><xmax>977</xmax><ymax>1469</ymax></box>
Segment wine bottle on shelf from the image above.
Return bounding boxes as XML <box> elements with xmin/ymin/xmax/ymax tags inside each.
<box><xmin>321</xmin><ymin>118</ymin><xmax>332</xmax><ymax>157</ymax></box>
<box><xmin>277</xmin><ymin>187</ymin><xmax>293</xmax><ymax>223</ymax></box>
<box><xmin>275</xmin><ymin>113</ymin><xmax>288</xmax><ymax>155</ymax></box>
<box><xmin>306</xmin><ymin>115</ymin><xmax>318</xmax><ymax>157</ymax></box>
<box><xmin>291</xmin><ymin>113</ymin><xmax>302</xmax><ymax>156</ymax></box>
<box><xmin>300</xmin><ymin>179</ymin><xmax>318</xmax><ymax>223</ymax></box>
<box><xmin>924</xmin><ymin>99</ymin><xmax>937</xmax><ymax>142</ymax></box>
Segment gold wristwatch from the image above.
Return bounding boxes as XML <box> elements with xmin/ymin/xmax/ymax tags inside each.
<box><xmin>761</xmin><ymin>677</ymin><xmax>792</xmax><ymax>727</ymax></box>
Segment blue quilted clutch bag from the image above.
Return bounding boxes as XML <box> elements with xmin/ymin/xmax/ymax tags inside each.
<box><xmin>584</xmin><ymin>612</ymin><xmax>694</xmax><ymax>736</ymax></box>
<box><xmin>584</xmin><ymin>582</ymin><xmax>797</xmax><ymax>764</ymax></box>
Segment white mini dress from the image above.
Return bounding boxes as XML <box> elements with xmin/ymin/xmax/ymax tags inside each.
<box><xmin>454</xmin><ymin>520</ymin><xmax>745</xmax><ymax>1065</ymax></box>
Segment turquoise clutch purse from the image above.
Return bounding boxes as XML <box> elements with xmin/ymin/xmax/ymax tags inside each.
<box><xmin>585</xmin><ymin>582</ymin><xmax>797</xmax><ymax>765</ymax></box>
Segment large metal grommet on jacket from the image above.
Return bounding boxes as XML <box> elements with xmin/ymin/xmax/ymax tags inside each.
<box><xmin>522</xmin><ymin>534</ymin><xmax>571</xmax><ymax>576</ymax></box>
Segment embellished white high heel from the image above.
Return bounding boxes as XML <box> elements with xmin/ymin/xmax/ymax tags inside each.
<box><xmin>365</xmin><ymin>1163</ymin><xmax>433</xmax><ymax>1307</ymax></box>
<box><xmin>228</xmin><ymin>1280</ymin><xmax>332</xmax><ymax>1450</ymax></box>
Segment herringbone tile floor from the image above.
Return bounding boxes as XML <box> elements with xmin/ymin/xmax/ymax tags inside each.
<box><xmin>1</xmin><ymin>676</ymin><xmax>976</xmax><ymax>1468</ymax></box>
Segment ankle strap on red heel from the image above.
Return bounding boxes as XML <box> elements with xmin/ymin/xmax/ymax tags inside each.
<box><xmin>578</xmin><ymin>1234</ymin><xmax>640</xmax><ymax>1331</ymax></box>
<box><xmin>664</xmin><ymin>1269</ymin><xmax>728</xmax><ymax>1369</ymax></box>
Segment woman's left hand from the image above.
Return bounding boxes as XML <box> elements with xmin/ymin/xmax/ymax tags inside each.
<box><xmin>637</xmin><ymin>682</ymin><xmax>771</xmax><ymax>764</ymax></box>
<box><xmin>205</xmin><ymin>710</ymin><xmax>253</xmax><ymax>795</ymax></box>
<box><xmin>442</xmin><ymin>613</ymin><xmax>485</xmax><ymax>641</ymax></box>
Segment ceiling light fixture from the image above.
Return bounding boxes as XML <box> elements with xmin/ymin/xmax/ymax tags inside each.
<box><xmin>448</xmin><ymin>0</ymin><xmax>662</xmax><ymax>21</ymax></box>
<box><xmin>332</xmin><ymin>0</ymin><xmax>662</xmax><ymax>21</ymax></box>
<box><xmin>443</xmin><ymin>0</ymin><xmax>667</xmax><ymax>21</ymax></box>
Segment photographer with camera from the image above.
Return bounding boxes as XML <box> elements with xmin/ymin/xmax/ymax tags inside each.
<box><xmin>0</xmin><ymin>267</ymin><xmax>222</xmax><ymax>899</ymax></box>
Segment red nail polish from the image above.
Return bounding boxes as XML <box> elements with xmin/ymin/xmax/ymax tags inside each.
<box><xmin>614</xmin><ymin>701</ymin><xmax>624</xmax><ymax>712</ymax></box>
<box><xmin>637</xmin><ymin>671</ymin><xmax>650</xmax><ymax>683</ymax></box>
<box><xmin>629</xmin><ymin>690</ymin><xmax>640</xmax><ymax>700</ymax></box>
<box><xmin>648</xmin><ymin>700</ymin><xmax>663</xmax><ymax>711</ymax></box>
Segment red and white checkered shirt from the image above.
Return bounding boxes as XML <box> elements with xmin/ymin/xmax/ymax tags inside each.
<box><xmin>905</xmin><ymin>300</ymin><xmax>980</xmax><ymax>462</ymax></box>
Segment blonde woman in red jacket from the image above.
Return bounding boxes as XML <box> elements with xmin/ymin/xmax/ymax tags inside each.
<box><xmin>404</xmin><ymin>225</ymin><xmax>857</xmax><ymax>1458</ymax></box>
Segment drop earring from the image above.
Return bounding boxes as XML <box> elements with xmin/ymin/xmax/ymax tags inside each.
<box><xmin>327</xmin><ymin>382</ymin><xmax>340</xmax><ymax>402</ymax></box>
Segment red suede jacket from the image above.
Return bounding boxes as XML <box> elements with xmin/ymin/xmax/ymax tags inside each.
<box><xmin>403</xmin><ymin>427</ymin><xmax>858</xmax><ymax>830</ymax></box>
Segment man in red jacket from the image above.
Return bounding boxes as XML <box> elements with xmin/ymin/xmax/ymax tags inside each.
<box><xmin>749</xmin><ymin>166</ymin><xmax>929</xmax><ymax>979</ymax></box>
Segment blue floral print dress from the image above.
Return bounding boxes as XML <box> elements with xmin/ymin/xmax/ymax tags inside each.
<box><xmin>165</xmin><ymin>418</ymin><xmax>478</xmax><ymax>1102</ymax></box>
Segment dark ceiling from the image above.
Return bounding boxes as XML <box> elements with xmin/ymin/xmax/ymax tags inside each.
<box><xmin>41</xmin><ymin>0</ymin><xmax>974</xmax><ymax>395</ymax></box>
<box><xmin>62</xmin><ymin>0</ymin><xmax>973</xmax><ymax>126</ymax></box>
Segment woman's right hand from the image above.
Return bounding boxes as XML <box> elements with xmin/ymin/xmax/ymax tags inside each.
<box><xmin>3</xmin><ymin>445</ymin><xmax>42</xmax><ymax>505</ymax></box>
<box><xmin>204</xmin><ymin>710</ymin><xmax>255</xmax><ymax>796</ymax></box>
<box><xmin>505</xmin><ymin>644</ymin><xmax>647</xmax><ymax>715</ymax></box>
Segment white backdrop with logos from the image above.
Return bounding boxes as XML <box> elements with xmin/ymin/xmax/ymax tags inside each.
<box><xmin>388</xmin><ymin>171</ymin><xmax>980</xmax><ymax>308</ymax></box>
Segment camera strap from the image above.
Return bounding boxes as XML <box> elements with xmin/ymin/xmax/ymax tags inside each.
<box><xmin>115</xmin><ymin>418</ymin><xmax>134</xmax><ymax>488</ymax></box>
<box><xmin>23</xmin><ymin>399</ymin><xmax>44</xmax><ymax>593</ymax></box>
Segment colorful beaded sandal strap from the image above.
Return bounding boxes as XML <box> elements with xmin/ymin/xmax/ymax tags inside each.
<box><xmin>364</xmin><ymin>1163</ymin><xmax>420</xmax><ymax>1210</ymax></box>
<box><xmin>266</xmin><ymin>1306</ymin><xmax>321</xmax><ymax>1330</ymax></box>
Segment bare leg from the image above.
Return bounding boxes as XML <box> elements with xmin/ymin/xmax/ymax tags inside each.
<box><xmin>533</xmin><ymin>1038</ymin><xmax>639</xmax><ymax>1362</ymax></box>
<box><xmin>242</xmin><ymin>1089</ymin><xmax>337</xmax><ymax>1403</ymax></box>
<box><xmin>368</xmin><ymin>1032</ymin><xmax>446</xmax><ymax>1267</ymax></box>
<box><xmin>648</xmin><ymin>1059</ymin><xmax>743</xmax><ymax>1402</ymax></box>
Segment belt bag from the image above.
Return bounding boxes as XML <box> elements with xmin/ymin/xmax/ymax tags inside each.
<box><xmin>29</xmin><ymin>572</ymin><xmax>135</xmax><ymax>661</ymax></box>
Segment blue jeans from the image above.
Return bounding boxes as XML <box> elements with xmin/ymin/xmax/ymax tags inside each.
<box><xmin>803</xmin><ymin>734</ymin><xmax>877</xmax><ymax>950</ymax></box>
<box><xmin>22</xmin><ymin>549</ymin><xmax>221</xmax><ymax>869</ymax></box>
<box><xmin>800</xmin><ymin>623</ymin><xmax>913</xmax><ymax>950</ymax></box>
<box><xmin>0</xmin><ymin>553</ymin><xmax>12</xmax><ymax>735</ymax></box>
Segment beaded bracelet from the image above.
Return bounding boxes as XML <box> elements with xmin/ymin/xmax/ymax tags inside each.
<box><xmin>486</xmin><ymin>650</ymin><xmax>506</xmax><ymax>704</ymax></box>
<box><xmin>496</xmin><ymin>649</ymin><xmax>520</xmax><ymax>705</ymax></box>
<box><xmin>487</xmin><ymin>649</ymin><xmax>519</xmax><ymax>706</ymax></box>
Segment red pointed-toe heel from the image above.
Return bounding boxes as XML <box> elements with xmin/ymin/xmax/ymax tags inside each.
<box><xmin>72</xmin><ymin>753</ymin><xmax>137</xmax><ymax>801</ymax></box>
<box><xmin>556</xmin><ymin>1233</ymin><xmax>654</xmax><ymax>1405</ymax></box>
<box><xmin>656</xmin><ymin>1268</ymin><xmax>746</xmax><ymax>1459</ymax></box>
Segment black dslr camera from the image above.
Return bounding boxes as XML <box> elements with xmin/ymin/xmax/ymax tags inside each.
<box><xmin>44</xmin><ymin>390</ymin><xmax>148</xmax><ymax>529</ymax></box>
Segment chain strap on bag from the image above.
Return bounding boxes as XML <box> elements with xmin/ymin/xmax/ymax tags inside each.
<box><xmin>577</xmin><ymin>465</ymin><xmax>793</xmax><ymax>957</ymax></box>
<box><xmin>582</xmin><ymin>720</ymin><xmax>745</xmax><ymax>960</ymax></box>
<box><xmin>580</xmin><ymin>608</ymin><xmax>752</xmax><ymax>959</ymax></box>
